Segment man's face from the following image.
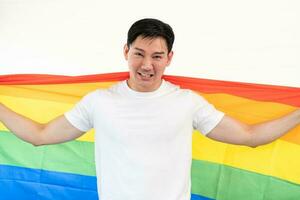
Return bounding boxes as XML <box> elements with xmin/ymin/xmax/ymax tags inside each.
<box><xmin>124</xmin><ymin>36</ymin><xmax>173</xmax><ymax>92</ymax></box>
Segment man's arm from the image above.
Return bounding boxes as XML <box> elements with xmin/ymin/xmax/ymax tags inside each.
<box><xmin>207</xmin><ymin>109</ymin><xmax>300</xmax><ymax>147</ymax></box>
<box><xmin>0</xmin><ymin>103</ymin><xmax>84</xmax><ymax>146</ymax></box>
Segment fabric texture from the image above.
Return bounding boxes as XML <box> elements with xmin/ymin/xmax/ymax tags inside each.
<box><xmin>65</xmin><ymin>80</ymin><xmax>224</xmax><ymax>200</ymax></box>
<box><xmin>1</xmin><ymin>73</ymin><xmax>300</xmax><ymax>199</ymax></box>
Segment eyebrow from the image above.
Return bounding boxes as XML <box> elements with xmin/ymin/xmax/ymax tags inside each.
<box><xmin>134</xmin><ymin>47</ymin><xmax>165</xmax><ymax>55</ymax></box>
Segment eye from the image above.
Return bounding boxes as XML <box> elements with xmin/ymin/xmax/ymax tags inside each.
<box><xmin>134</xmin><ymin>52</ymin><xmax>143</xmax><ymax>57</ymax></box>
<box><xmin>153</xmin><ymin>55</ymin><xmax>162</xmax><ymax>59</ymax></box>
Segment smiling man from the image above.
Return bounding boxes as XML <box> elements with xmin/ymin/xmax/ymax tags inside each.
<box><xmin>0</xmin><ymin>18</ymin><xmax>300</xmax><ymax>200</ymax></box>
<box><xmin>124</xmin><ymin>22</ymin><xmax>174</xmax><ymax>92</ymax></box>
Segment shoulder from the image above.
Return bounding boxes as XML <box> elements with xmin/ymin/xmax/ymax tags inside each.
<box><xmin>164</xmin><ymin>80</ymin><xmax>207</xmax><ymax>102</ymax></box>
<box><xmin>163</xmin><ymin>80</ymin><xmax>187</xmax><ymax>95</ymax></box>
<box><xmin>83</xmin><ymin>81</ymin><xmax>124</xmax><ymax>98</ymax></box>
<box><xmin>82</xmin><ymin>89</ymin><xmax>102</xmax><ymax>100</ymax></box>
<box><xmin>80</xmin><ymin>81</ymin><xmax>126</xmax><ymax>104</ymax></box>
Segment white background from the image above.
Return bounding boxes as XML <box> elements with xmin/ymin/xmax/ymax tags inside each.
<box><xmin>0</xmin><ymin>0</ymin><xmax>299</xmax><ymax>87</ymax></box>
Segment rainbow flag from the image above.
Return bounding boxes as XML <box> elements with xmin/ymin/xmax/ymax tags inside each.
<box><xmin>1</xmin><ymin>72</ymin><xmax>300</xmax><ymax>200</ymax></box>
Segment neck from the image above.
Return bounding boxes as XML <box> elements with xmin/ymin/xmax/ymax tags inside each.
<box><xmin>127</xmin><ymin>79</ymin><xmax>162</xmax><ymax>92</ymax></box>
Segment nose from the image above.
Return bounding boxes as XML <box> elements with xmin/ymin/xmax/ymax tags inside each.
<box><xmin>141</xmin><ymin>58</ymin><xmax>153</xmax><ymax>70</ymax></box>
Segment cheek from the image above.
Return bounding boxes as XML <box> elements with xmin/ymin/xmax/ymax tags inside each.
<box><xmin>128</xmin><ymin>58</ymin><xmax>141</xmax><ymax>69</ymax></box>
<box><xmin>154</xmin><ymin>62</ymin><xmax>168</xmax><ymax>72</ymax></box>
<box><xmin>153</xmin><ymin>66</ymin><xmax>166</xmax><ymax>76</ymax></box>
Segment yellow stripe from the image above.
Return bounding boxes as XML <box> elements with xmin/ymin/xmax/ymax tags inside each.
<box><xmin>272</xmin><ymin>140</ymin><xmax>300</xmax><ymax>183</ymax></box>
<box><xmin>192</xmin><ymin>131</ymin><xmax>300</xmax><ymax>184</ymax></box>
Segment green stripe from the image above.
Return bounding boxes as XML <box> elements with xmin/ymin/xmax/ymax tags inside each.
<box><xmin>191</xmin><ymin>160</ymin><xmax>300</xmax><ymax>200</ymax></box>
<box><xmin>0</xmin><ymin>130</ymin><xmax>95</xmax><ymax>176</ymax></box>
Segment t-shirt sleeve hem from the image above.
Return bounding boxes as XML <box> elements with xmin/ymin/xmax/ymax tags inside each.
<box><xmin>64</xmin><ymin>112</ymin><xmax>90</xmax><ymax>132</ymax></box>
<box><xmin>200</xmin><ymin>111</ymin><xmax>225</xmax><ymax>135</ymax></box>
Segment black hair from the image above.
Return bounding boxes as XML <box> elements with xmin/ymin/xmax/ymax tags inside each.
<box><xmin>127</xmin><ymin>18</ymin><xmax>175</xmax><ymax>53</ymax></box>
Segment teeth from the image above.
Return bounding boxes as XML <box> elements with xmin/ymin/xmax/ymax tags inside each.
<box><xmin>139</xmin><ymin>72</ymin><xmax>153</xmax><ymax>78</ymax></box>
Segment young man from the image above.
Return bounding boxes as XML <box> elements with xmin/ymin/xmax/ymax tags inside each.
<box><xmin>0</xmin><ymin>18</ymin><xmax>300</xmax><ymax>200</ymax></box>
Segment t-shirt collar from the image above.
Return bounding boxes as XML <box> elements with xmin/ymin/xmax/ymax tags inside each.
<box><xmin>122</xmin><ymin>79</ymin><xmax>167</xmax><ymax>98</ymax></box>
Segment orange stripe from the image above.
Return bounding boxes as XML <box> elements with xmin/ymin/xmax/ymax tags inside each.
<box><xmin>201</xmin><ymin>93</ymin><xmax>300</xmax><ymax>146</ymax></box>
<box><xmin>0</xmin><ymin>73</ymin><xmax>299</xmax><ymax>107</ymax></box>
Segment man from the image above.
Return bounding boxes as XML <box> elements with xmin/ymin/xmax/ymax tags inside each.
<box><xmin>0</xmin><ymin>18</ymin><xmax>299</xmax><ymax>200</ymax></box>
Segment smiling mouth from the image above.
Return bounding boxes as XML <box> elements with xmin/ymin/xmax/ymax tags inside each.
<box><xmin>137</xmin><ymin>72</ymin><xmax>154</xmax><ymax>78</ymax></box>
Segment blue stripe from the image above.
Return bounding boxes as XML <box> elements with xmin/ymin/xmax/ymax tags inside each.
<box><xmin>0</xmin><ymin>164</ymin><xmax>97</xmax><ymax>200</ymax></box>
<box><xmin>0</xmin><ymin>164</ymin><xmax>214</xmax><ymax>200</ymax></box>
<box><xmin>191</xmin><ymin>193</ymin><xmax>214</xmax><ymax>200</ymax></box>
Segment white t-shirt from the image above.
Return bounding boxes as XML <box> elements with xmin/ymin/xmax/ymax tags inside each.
<box><xmin>65</xmin><ymin>80</ymin><xmax>224</xmax><ymax>200</ymax></box>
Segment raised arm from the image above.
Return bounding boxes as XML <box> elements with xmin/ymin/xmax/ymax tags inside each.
<box><xmin>0</xmin><ymin>103</ymin><xmax>84</xmax><ymax>146</ymax></box>
<box><xmin>207</xmin><ymin>109</ymin><xmax>300</xmax><ymax>147</ymax></box>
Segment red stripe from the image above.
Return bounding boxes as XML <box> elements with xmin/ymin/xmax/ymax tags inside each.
<box><xmin>164</xmin><ymin>75</ymin><xmax>300</xmax><ymax>107</ymax></box>
<box><xmin>0</xmin><ymin>73</ymin><xmax>299</xmax><ymax>107</ymax></box>
<box><xmin>0</xmin><ymin>72</ymin><xmax>129</xmax><ymax>85</ymax></box>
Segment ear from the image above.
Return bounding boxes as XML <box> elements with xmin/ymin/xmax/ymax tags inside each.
<box><xmin>123</xmin><ymin>44</ymin><xmax>129</xmax><ymax>60</ymax></box>
<box><xmin>166</xmin><ymin>51</ymin><xmax>174</xmax><ymax>67</ymax></box>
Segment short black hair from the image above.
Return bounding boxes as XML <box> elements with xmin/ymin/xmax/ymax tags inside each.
<box><xmin>127</xmin><ymin>18</ymin><xmax>175</xmax><ymax>53</ymax></box>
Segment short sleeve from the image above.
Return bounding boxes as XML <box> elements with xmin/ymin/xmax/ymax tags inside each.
<box><xmin>64</xmin><ymin>91</ymin><xmax>98</xmax><ymax>132</ymax></box>
<box><xmin>192</xmin><ymin>92</ymin><xmax>224</xmax><ymax>135</ymax></box>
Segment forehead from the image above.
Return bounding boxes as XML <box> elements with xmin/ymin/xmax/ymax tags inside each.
<box><xmin>131</xmin><ymin>36</ymin><xmax>168</xmax><ymax>52</ymax></box>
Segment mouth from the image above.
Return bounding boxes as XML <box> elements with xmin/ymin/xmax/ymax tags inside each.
<box><xmin>137</xmin><ymin>72</ymin><xmax>154</xmax><ymax>79</ymax></box>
